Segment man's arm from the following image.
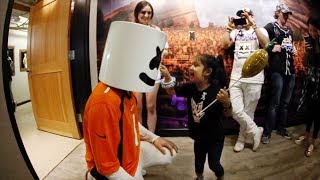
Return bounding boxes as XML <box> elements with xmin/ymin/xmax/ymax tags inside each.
<box><xmin>254</xmin><ymin>26</ymin><xmax>270</xmax><ymax>48</ymax></box>
<box><xmin>222</xmin><ymin>31</ymin><xmax>235</xmax><ymax>49</ymax></box>
<box><xmin>139</xmin><ymin>123</ymin><xmax>178</xmax><ymax>156</ymax></box>
<box><xmin>87</xmin><ymin>104</ymin><xmax>133</xmax><ymax>179</ymax></box>
<box><xmin>243</xmin><ymin>12</ymin><xmax>269</xmax><ymax>48</ymax></box>
<box><xmin>139</xmin><ymin>122</ymin><xmax>160</xmax><ymax>143</ymax></box>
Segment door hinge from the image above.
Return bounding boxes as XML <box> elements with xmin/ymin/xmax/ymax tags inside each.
<box><xmin>76</xmin><ymin>113</ymin><xmax>83</xmax><ymax>122</ymax></box>
<box><xmin>68</xmin><ymin>50</ymin><xmax>75</xmax><ymax>60</ymax></box>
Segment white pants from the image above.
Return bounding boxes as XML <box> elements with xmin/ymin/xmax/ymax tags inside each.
<box><xmin>87</xmin><ymin>141</ymin><xmax>177</xmax><ymax>180</ymax></box>
<box><xmin>229</xmin><ymin>80</ymin><xmax>262</xmax><ymax>137</ymax></box>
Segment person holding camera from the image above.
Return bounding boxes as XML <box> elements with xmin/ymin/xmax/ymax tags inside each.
<box><xmin>222</xmin><ymin>8</ymin><xmax>269</xmax><ymax>152</ymax></box>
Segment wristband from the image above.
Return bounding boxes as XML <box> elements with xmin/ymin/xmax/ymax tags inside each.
<box><xmin>252</xmin><ymin>24</ymin><xmax>258</xmax><ymax>30</ymax></box>
<box><xmin>161</xmin><ymin>76</ymin><xmax>176</xmax><ymax>88</ymax></box>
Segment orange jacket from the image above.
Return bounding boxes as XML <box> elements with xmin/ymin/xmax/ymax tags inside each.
<box><xmin>84</xmin><ymin>82</ymin><xmax>140</xmax><ymax>176</ymax></box>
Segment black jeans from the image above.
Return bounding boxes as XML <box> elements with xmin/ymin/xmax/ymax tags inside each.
<box><xmin>194</xmin><ymin>139</ymin><xmax>224</xmax><ymax>178</ymax></box>
<box><xmin>305</xmin><ymin>99</ymin><xmax>320</xmax><ymax>139</ymax></box>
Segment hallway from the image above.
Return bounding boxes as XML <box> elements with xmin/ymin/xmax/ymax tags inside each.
<box><xmin>44</xmin><ymin>124</ymin><xmax>320</xmax><ymax>180</ymax></box>
<box><xmin>15</xmin><ymin>102</ymin><xmax>82</xmax><ymax>179</ymax></box>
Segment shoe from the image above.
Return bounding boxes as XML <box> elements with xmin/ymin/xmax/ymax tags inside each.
<box><xmin>294</xmin><ymin>136</ymin><xmax>305</xmax><ymax>145</ymax></box>
<box><xmin>234</xmin><ymin>140</ymin><xmax>245</xmax><ymax>152</ymax></box>
<box><xmin>261</xmin><ymin>134</ymin><xmax>270</xmax><ymax>144</ymax></box>
<box><xmin>194</xmin><ymin>174</ymin><xmax>204</xmax><ymax>180</ymax></box>
<box><xmin>305</xmin><ymin>144</ymin><xmax>314</xmax><ymax>157</ymax></box>
<box><xmin>217</xmin><ymin>175</ymin><xmax>224</xmax><ymax>180</ymax></box>
<box><xmin>142</xmin><ymin>169</ymin><xmax>147</xmax><ymax>176</ymax></box>
<box><xmin>277</xmin><ymin>129</ymin><xmax>291</xmax><ymax>139</ymax></box>
<box><xmin>194</xmin><ymin>177</ymin><xmax>204</xmax><ymax>180</ymax></box>
<box><xmin>252</xmin><ymin>127</ymin><xmax>263</xmax><ymax>151</ymax></box>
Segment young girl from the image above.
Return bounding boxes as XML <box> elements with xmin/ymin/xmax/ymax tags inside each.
<box><xmin>160</xmin><ymin>54</ymin><xmax>231</xmax><ymax>180</ymax></box>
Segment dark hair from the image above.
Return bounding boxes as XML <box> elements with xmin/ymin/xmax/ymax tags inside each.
<box><xmin>307</xmin><ymin>17</ymin><xmax>320</xmax><ymax>29</ymax></box>
<box><xmin>134</xmin><ymin>1</ymin><xmax>154</xmax><ymax>23</ymax></box>
<box><xmin>195</xmin><ymin>54</ymin><xmax>227</xmax><ymax>88</ymax></box>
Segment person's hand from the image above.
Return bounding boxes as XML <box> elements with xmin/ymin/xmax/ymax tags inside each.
<box><xmin>216</xmin><ymin>87</ymin><xmax>230</xmax><ymax>107</ymax></box>
<box><xmin>240</xmin><ymin>12</ymin><xmax>254</xmax><ymax>26</ymax></box>
<box><xmin>153</xmin><ymin>137</ymin><xmax>178</xmax><ymax>156</ymax></box>
<box><xmin>271</xmin><ymin>45</ymin><xmax>281</xmax><ymax>52</ymax></box>
<box><xmin>227</xmin><ymin>16</ymin><xmax>235</xmax><ymax>31</ymax></box>
<box><xmin>160</xmin><ymin>65</ymin><xmax>171</xmax><ymax>80</ymax></box>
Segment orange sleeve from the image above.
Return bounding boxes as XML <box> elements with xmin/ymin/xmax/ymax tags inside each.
<box><xmin>86</xmin><ymin>103</ymin><xmax>122</xmax><ymax>176</ymax></box>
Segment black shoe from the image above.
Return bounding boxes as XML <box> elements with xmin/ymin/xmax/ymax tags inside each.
<box><xmin>277</xmin><ymin>129</ymin><xmax>291</xmax><ymax>139</ymax></box>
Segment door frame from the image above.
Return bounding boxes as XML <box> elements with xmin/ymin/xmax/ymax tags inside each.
<box><xmin>1</xmin><ymin>0</ymin><xmax>38</xmax><ymax>179</ymax></box>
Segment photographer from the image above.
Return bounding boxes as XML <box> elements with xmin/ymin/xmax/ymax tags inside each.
<box><xmin>222</xmin><ymin>8</ymin><xmax>269</xmax><ymax>152</ymax></box>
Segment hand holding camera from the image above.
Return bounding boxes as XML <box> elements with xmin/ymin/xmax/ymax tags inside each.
<box><xmin>227</xmin><ymin>16</ymin><xmax>235</xmax><ymax>31</ymax></box>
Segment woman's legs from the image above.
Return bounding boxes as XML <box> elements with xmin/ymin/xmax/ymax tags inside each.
<box><xmin>145</xmin><ymin>83</ymin><xmax>160</xmax><ymax>133</ymax></box>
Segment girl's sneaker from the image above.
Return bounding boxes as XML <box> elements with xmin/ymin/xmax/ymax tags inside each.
<box><xmin>305</xmin><ymin>144</ymin><xmax>314</xmax><ymax>157</ymax></box>
<box><xmin>195</xmin><ymin>174</ymin><xmax>204</xmax><ymax>180</ymax></box>
<box><xmin>194</xmin><ymin>177</ymin><xmax>204</xmax><ymax>180</ymax></box>
<box><xmin>294</xmin><ymin>136</ymin><xmax>305</xmax><ymax>145</ymax></box>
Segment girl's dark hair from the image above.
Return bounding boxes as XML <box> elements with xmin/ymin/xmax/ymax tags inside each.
<box><xmin>195</xmin><ymin>54</ymin><xmax>228</xmax><ymax>88</ymax></box>
<box><xmin>134</xmin><ymin>1</ymin><xmax>154</xmax><ymax>23</ymax></box>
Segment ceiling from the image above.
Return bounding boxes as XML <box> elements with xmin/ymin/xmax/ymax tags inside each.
<box><xmin>10</xmin><ymin>0</ymin><xmax>38</xmax><ymax>31</ymax></box>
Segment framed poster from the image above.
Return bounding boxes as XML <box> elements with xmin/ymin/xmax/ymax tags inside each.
<box><xmin>19</xmin><ymin>49</ymin><xmax>28</xmax><ymax>72</ymax></box>
<box><xmin>97</xmin><ymin>0</ymin><xmax>317</xmax><ymax>133</ymax></box>
<box><xmin>7</xmin><ymin>46</ymin><xmax>15</xmax><ymax>76</ymax></box>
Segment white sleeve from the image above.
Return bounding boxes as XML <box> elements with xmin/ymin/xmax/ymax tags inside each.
<box><xmin>106</xmin><ymin>167</ymin><xmax>133</xmax><ymax>180</ymax></box>
<box><xmin>139</xmin><ymin>123</ymin><xmax>160</xmax><ymax>143</ymax></box>
<box><xmin>259</xmin><ymin>27</ymin><xmax>269</xmax><ymax>37</ymax></box>
<box><xmin>257</xmin><ymin>27</ymin><xmax>269</xmax><ymax>46</ymax></box>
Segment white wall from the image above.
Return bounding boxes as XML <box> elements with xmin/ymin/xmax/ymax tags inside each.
<box><xmin>8</xmin><ymin>29</ymin><xmax>30</xmax><ymax>103</ymax></box>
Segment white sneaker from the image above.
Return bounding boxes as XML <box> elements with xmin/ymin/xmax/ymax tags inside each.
<box><xmin>295</xmin><ymin>136</ymin><xmax>305</xmax><ymax>145</ymax></box>
<box><xmin>252</xmin><ymin>127</ymin><xmax>263</xmax><ymax>151</ymax></box>
<box><xmin>234</xmin><ymin>140</ymin><xmax>245</xmax><ymax>152</ymax></box>
<box><xmin>142</xmin><ymin>169</ymin><xmax>147</xmax><ymax>176</ymax></box>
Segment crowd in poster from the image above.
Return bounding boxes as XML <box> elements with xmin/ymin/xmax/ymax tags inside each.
<box><xmin>96</xmin><ymin>0</ymin><xmax>320</xmax><ymax>132</ymax></box>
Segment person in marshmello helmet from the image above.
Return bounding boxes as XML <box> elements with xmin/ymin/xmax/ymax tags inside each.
<box><xmin>84</xmin><ymin>21</ymin><xmax>178</xmax><ymax>180</ymax></box>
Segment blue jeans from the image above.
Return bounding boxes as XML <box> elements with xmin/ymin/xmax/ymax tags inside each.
<box><xmin>264</xmin><ymin>72</ymin><xmax>295</xmax><ymax>136</ymax></box>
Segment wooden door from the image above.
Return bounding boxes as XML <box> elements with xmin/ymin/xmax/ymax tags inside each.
<box><xmin>27</xmin><ymin>0</ymin><xmax>81</xmax><ymax>139</ymax></box>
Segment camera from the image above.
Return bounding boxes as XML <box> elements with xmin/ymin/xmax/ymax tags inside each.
<box><xmin>233</xmin><ymin>18</ymin><xmax>247</xmax><ymax>26</ymax></box>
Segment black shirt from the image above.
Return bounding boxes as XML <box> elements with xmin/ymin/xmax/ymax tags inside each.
<box><xmin>264</xmin><ymin>22</ymin><xmax>295</xmax><ymax>76</ymax></box>
<box><xmin>175</xmin><ymin>83</ymin><xmax>224</xmax><ymax>142</ymax></box>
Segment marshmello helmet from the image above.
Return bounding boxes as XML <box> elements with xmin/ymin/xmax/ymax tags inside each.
<box><xmin>99</xmin><ymin>21</ymin><xmax>167</xmax><ymax>92</ymax></box>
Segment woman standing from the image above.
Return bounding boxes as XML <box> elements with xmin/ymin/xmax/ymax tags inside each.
<box><xmin>134</xmin><ymin>1</ymin><xmax>162</xmax><ymax>133</ymax></box>
<box><xmin>295</xmin><ymin>17</ymin><xmax>320</xmax><ymax>157</ymax></box>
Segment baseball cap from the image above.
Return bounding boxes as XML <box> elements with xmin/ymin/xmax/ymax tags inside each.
<box><xmin>236</xmin><ymin>8</ymin><xmax>254</xmax><ymax>17</ymax></box>
<box><xmin>276</xmin><ymin>3</ymin><xmax>292</xmax><ymax>14</ymax></box>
